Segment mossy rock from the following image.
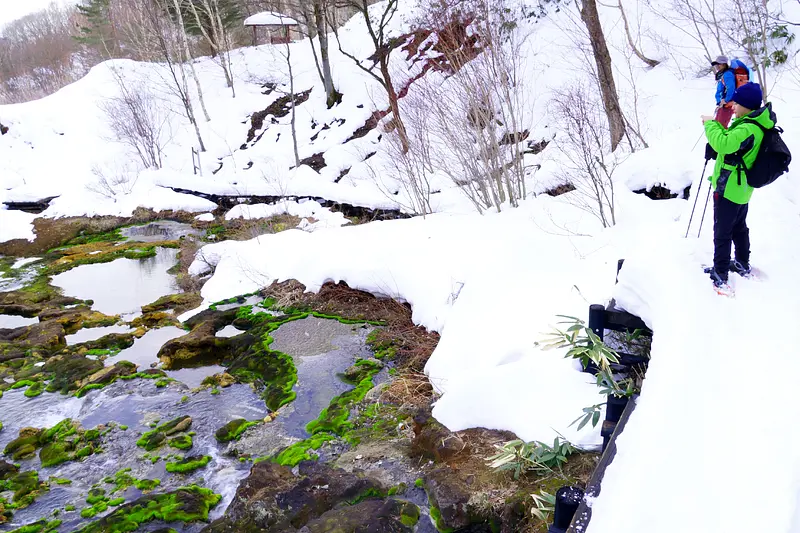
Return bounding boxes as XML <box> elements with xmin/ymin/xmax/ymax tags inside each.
<box><xmin>214</xmin><ymin>419</ymin><xmax>259</xmax><ymax>443</ymax></box>
<box><xmin>42</xmin><ymin>354</ymin><xmax>104</xmax><ymax>394</ymax></box>
<box><xmin>0</xmin><ymin>470</ymin><xmax>49</xmax><ymax>509</ymax></box>
<box><xmin>141</xmin><ymin>293</ymin><xmax>202</xmax><ymax>315</ymax></box>
<box><xmin>165</xmin><ymin>455</ymin><xmax>211</xmax><ymax>474</ymax></box>
<box><xmin>129</xmin><ymin>312</ymin><xmax>179</xmax><ymax>329</ymax></box>
<box><xmin>137</xmin><ymin>416</ymin><xmax>192</xmax><ymax>451</ymax></box>
<box><xmin>201</xmin><ymin>372</ymin><xmax>236</xmax><ymax>389</ymax></box>
<box><xmin>73</xmin><ymin>485</ymin><xmax>222</xmax><ymax>533</ymax></box>
<box><xmin>168</xmin><ymin>435</ymin><xmax>193</xmax><ymax>451</ymax></box>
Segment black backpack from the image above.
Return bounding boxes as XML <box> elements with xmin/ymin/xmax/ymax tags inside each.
<box><xmin>738</xmin><ymin>119</ymin><xmax>791</xmax><ymax>188</ymax></box>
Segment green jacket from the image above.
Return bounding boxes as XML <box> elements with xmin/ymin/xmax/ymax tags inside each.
<box><xmin>704</xmin><ymin>104</ymin><xmax>776</xmax><ymax>204</ymax></box>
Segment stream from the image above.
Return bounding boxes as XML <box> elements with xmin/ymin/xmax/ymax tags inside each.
<box><xmin>0</xmin><ymin>222</ymin><xmax>378</xmax><ymax>532</ymax></box>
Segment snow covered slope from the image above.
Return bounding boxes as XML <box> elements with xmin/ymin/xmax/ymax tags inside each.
<box><xmin>4</xmin><ymin>0</ymin><xmax>800</xmax><ymax>529</ymax></box>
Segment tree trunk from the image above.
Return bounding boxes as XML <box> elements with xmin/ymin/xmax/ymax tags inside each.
<box><xmin>580</xmin><ymin>0</ymin><xmax>625</xmax><ymax>151</ymax></box>
<box><xmin>314</xmin><ymin>0</ymin><xmax>336</xmax><ymax>107</ymax></box>
<box><xmin>286</xmin><ymin>41</ymin><xmax>300</xmax><ymax>168</ymax></box>
<box><xmin>380</xmin><ymin>58</ymin><xmax>408</xmax><ymax>153</ymax></box>
<box><xmin>615</xmin><ymin>0</ymin><xmax>660</xmax><ymax>68</ymax></box>
<box><xmin>172</xmin><ymin>0</ymin><xmax>211</xmax><ymax>124</ymax></box>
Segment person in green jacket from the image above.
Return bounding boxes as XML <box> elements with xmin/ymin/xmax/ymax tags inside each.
<box><xmin>701</xmin><ymin>82</ymin><xmax>773</xmax><ymax>288</ymax></box>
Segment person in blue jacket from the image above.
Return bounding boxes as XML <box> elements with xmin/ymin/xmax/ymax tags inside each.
<box><xmin>712</xmin><ymin>55</ymin><xmax>736</xmax><ymax>127</ymax></box>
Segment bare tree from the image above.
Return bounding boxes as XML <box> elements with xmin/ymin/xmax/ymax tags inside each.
<box><xmin>289</xmin><ymin>0</ymin><xmax>338</xmax><ymax>106</ymax></box>
<box><xmin>331</xmin><ymin>0</ymin><xmax>408</xmax><ymax>151</ymax></box>
<box><xmin>170</xmin><ymin>0</ymin><xmax>212</xmax><ymax>122</ymax></box>
<box><xmin>101</xmin><ymin>69</ymin><xmax>174</xmax><ymax>169</ymax></box>
<box><xmin>392</xmin><ymin>0</ymin><xmax>536</xmax><ymax>213</ymax></box>
<box><xmin>599</xmin><ymin>0</ymin><xmax>660</xmax><ymax>67</ymax></box>
<box><xmin>183</xmin><ymin>0</ymin><xmax>237</xmax><ymax>96</ymax></box>
<box><xmin>552</xmin><ymin>83</ymin><xmax>620</xmax><ymax>228</ymax></box>
<box><xmin>578</xmin><ymin>0</ymin><xmax>626</xmax><ymax>152</ymax></box>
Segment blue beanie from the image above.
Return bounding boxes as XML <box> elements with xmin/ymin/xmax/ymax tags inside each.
<box><xmin>732</xmin><ymin>82</ymin><xmax>762</xmax><ymax>110</ymax></box>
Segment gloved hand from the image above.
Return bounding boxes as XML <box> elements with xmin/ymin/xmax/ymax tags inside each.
<box><xmin>705</xmin><ymin>142</ymin><xmax>718</xmax><ymax>161</ymax></box>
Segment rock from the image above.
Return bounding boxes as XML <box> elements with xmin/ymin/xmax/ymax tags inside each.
<box><xmin>158</xmin><ymin>321</ymin><xmax>229</xmax><ymax>369</ymax></box>
<box><xmin>78</xmin><ymin>361</ymin><xmax>137</xmax><ymax>388</ymax></box>
<box><xmin>296</xmin><ymin>498</ymin><xmax>419</xmax><ymax>532</ymax></box>
<box><xmin>43</xmin><ymin>353</ymin><xmax>104</xmax><ymax>393</ymax></box>
<box><xmin>0</xmin><ymin>320</ymin><xmax>66</xmax><ymax>353</ymax></box>
<box><xmin>423</xmin><ymin>467</ymin><xmax>473</xmax><ymax>530</ymax></box>
<box><xmin>217</xmin><ymin>372</ymin><xmax>235</xmax><ymax>387</ymax></box>
<box><xmin>0</xmin><ymin>461</ymin><xmax>19</xmax><ymax>480</ymax></box>
<box><xmin>203</xmin><ymin>461</ymin><xmax>384</xmax><ymax>532</ymax></box>
<box><xmin>343</xmin><ymin>359</ymin><xmax>383</xmax><ymax>383</ymax></box>
<box><xmin>130</xmin><ymin>311</ymin><xmax>179</xmax><ymax>329</ymax></box>
<box><xmin>411</xmin><ymin>411</ymin><xmax>468</xmax><ymax>463</ymax></box>
<box><xmin>36</xmin><ymin>307</ymin><xmax>117</xmax><ymax>333</ymax></box>
<box><xmin>142</xmin><ymin>292</ymin><xmax>203</xmax><ymax>315</ymax></box>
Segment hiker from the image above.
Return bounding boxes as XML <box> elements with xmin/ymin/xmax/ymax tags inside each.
<box><xmin>701</xmin><ymin>82</ymin><xmax>772</xmax><ymax>289</ymax></box>
<box><xmin>712</xmin><ymin>56</ymin><xmax>736</xmax><ymax>127</ymax></box>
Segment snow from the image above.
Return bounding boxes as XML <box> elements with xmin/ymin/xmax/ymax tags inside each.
<box><xmin>243</xmin><ymin>12</ymin><xmax>298</xmax><ymax>26</ymax></box>
<box><xmin>195</xmin><ymin>213</ymin><xmax>215</xmax><ymax>222</ymax></box>
<box><xmin>0</xmin><ymin>210</ymin><xmax>37</xmax><ymax>242</ymax></box>
<box><xmin>225</xmin><ymin>200</ymin><xmax>350</xmax><ymax>231</ymax></box>
<box><xmin>3</xmin><ymin>0</ymin><xmax>800</xmax><ymax>530</ymax></box>
<box><xmin>11</xmin><ymin>257</ymin><xmax>39</xmax><ymax>269</ymax></box>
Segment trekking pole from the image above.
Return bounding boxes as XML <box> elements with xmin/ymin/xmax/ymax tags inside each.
<box><xmin>696</xmin><ymin>182</ymin><xmax>713</xmax><ymax>238</ymax></box>
<box><xmin>684</xmin><ymin>159</ymin><xmax>710</xmax><ymax>238</ymax></box>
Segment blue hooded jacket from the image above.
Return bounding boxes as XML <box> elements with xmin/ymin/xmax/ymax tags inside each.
<box><xmin>715</xmin><ymin>68</ymin><xmax>736</xmax><ymax>105</ymax></box>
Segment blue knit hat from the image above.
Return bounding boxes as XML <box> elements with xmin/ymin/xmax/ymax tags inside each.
<box><xmin>732</xmin><ymin>82</ymin><xmax>762</xmax><ymax>110</ymax></box>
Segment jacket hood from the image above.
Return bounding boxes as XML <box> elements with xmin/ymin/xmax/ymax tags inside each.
<box><xmin>745</xmin><ymin>102</ymin><xmax>777</xmax><ymax>129</ymax></box>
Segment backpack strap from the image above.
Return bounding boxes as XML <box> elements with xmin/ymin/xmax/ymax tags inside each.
<box><xmin>730</xmin><ymin>118</ymin><xmax>770</xmax><ymax>185</ymax></box>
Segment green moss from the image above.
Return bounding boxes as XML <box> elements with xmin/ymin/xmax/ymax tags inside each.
<box><xmin>23</xmin><ymin>381</ymin><xmax>44</xmax><ymax>398</ymax></box>
<box><xmin>154</xmin><ymin>378</ymin><xmax>173</xmax><ymax>388</ymax></box>
<box><xmin>65</xmin><ymin>505</ymin><xmax>75</xmax><ymax>512</ymax></box>
<box><xmin>305</xmin><ymin>372</ymin><xmax>380</xmax><ymax>435</ymax></box>
<box><xmin>210</xmin><ymin>387</ymin><xmax>220</xmax><ymax>395</ymax></box>
<box><xmin>84</xmin><ymin>429</ymin><xmax>101</xmax><ymax>441</ymax></box>
<box><xmin>65</xmin><ymin>229</ymin><xmax>125</xmax><ymax>247</ymax></box>
<box><xmin>0</xmin><ymin>471</ymin><xmax>48</xmax><ymax>509</ymax></box>
<box><xmin>168</xmin><ymin>435</ymin><xmax>193</xmax><ymax>450</ymax></box>
<box><xmin>214</xmin><ymin>419</ymin><xmax>259</xmax><ymax>443</ymax></box>
<box><xmin>10</xmin><ymin>380</ymin><xmax>35</xmax><ymax>390</ymax></box>
<box><xmin>86</xmin><ymin>488</ymin><xmax>107</xmax><ymax>505</ymax></box>
<box><xmin>137</xmin><ymin>416</ymin><xmax>192</xmax><ymax>451</ymax></box>
<box><xmin>51</xmin><ymin>478</ymin><xmax>71</xmax><ymax>485</ymax></box>
<box><xmin>399</xmin><ymin>502</ymin><xmax>420</xmax><ymax>527</ymax></box>
<box><xmin>8</xmin><ymin>518</ymin><xmax>62</xmax><ymax>533</ymax></box>
<box><xmin>165</xmin><ymin>455</ymin><xmax>211</xmax><ymax>474</ymax></box>
<box><xmin>269</xmin><ymin>433</ymin><xmax>335</xmax><ymax>467</ymax></box>
<box><xmin>107</xmin><ymin>498</ymin><xmax>124</xmax><ymax>507</ymax></box>
<box><xmin>347</xmin><ymin>487</ymin><xmax>385</xmax><ymax>505</ymax></box>
<box><xmin>414</xmin><ymin>478</ymin><xmax>424</xmax><ymax>488</ymax></box>
<box><xmin>180</xmin><ymin>396</ymin><xmax>189</xmax><ymax>403</ymax></box>
<box><xmin>105</xmin><ymin>468</ymin><xmax>160</xmax><ymax>494</ymax></box>
<box><xmin>118</xmin><ymin>425</ymin><xmax>128</xmax><ymax>431</ymax></box>
<box><xmin>73</xmin><ymin>485</ymin><xmax>221</xmax><ymax>533</ymax></box>
<box><xmin>430</xmin><ymin>504</ymin><xmax>454</xmax><ymax>533</ymax></box>
<box><xmin>388</xmin><ymin>482</ymin><xmax>407</xmax><ymax>496</ymax></box>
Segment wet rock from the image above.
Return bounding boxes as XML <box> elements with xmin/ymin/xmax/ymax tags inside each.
<box><xmin>343</xmin><ymin>359</ymin><xmax>383</xmax><ymax>383</ymax></box>
<box><xmin>78</xmin><ymin>361</ymin><xmax>137</xmax><ymax>389</ymax></box>
<box><xmin>0</xmin><ymin>461</ymin><xmax>19</xmax><ymax>480</ymax></box>
<box><xmin>142</xmin><ymin>292</ymin><xmax>203</xmax><ymax>315</ymax></box>
<box><xmin>423</xmin><ymin>467</ymin><xmax>473</xmax><ymax>530</ymax></box>
<box><xmin>295</xmin><ymin>498</ymin><xmax>419</xmax><ymax>532</ymax></box>
<box><xmin>130</xmin><ymin>311</ymin><xmax>179</xmax><ymax>329</ymax></box>
<box><xmin>158</xmin><ymin>320</ymin><xmax>229</xmax><ymax>369</ymax></box>
<box><xmin>0</xmin><ymin>320</ymin><xmax>66</xmax><ymax>353</ymax></box>
<box><xmin>4</xmin><ymin>428</ymin><xmax>44</xmax><ymax>459</ymax></box>
<box><xmin>411</xmin><ymin>411</ymin><xmax>468</xmax><ymax>463</ymax></box>
<box><xmin>43</xmin><ymin>353</ymin><xmax>104</xmax><ymax>393</ymax></box>
<box><xmin>36</xmin><ymin>307</ymin><xmax>117</xmax><ymax>333</ymax></box>
<box><xmin>203</xmin><ymin>461</ymin><xmax>384</xmax><ymax>532</ymax></box>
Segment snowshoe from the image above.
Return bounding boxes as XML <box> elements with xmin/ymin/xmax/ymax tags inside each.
<box><xmin>703</xmin><ymin>266</ymin><xmax>735</xmax><ymax>297</ymax></box>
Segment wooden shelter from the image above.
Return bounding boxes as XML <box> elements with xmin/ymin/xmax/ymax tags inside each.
<box><xmin>243</xmin><ymin>11</ymin><xmax>299</xmax><ymax>45</ymax></box>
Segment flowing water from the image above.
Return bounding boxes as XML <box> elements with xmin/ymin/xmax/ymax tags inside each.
<box><xmin>121</xmin><ymin>221</ymin><xmax>203</xmax><ymax>243</ymax></box>
<box><xmin>2</xmin><ymin>242</ymin><xmax>377</xmax><ymax>531</ymax></box>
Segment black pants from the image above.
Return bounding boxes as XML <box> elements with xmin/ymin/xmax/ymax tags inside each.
<box><xmin>713</xmin><ymin>193</ymin><xmax>750</xmax><ymax>279</ymax></box>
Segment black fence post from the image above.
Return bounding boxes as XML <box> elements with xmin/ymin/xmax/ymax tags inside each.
<box><xmin>616</xmin><ymin>259</ymin><xmax>625</xmax><ymax>284</ymax></box>
<box><xmin>587</xmin><ymin>304</ymin><xmax>605</xmax><ymax>341</ymax></box>
<box><xmin>549</xmin><ymin>486</ymin><xmax>584</xmax><ymax>533</ymax></box>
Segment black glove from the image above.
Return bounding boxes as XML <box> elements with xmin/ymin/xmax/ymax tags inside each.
<box><xmin>705</xmin><ymin>143</ymin><xmax>718</xmax><ymax>161</ymax></box>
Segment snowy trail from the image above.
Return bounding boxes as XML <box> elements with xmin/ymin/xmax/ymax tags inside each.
<box><xmin>587</xmin><ymin>186</ymin><xmax>800</xmax><ymax>533</ymax></box>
